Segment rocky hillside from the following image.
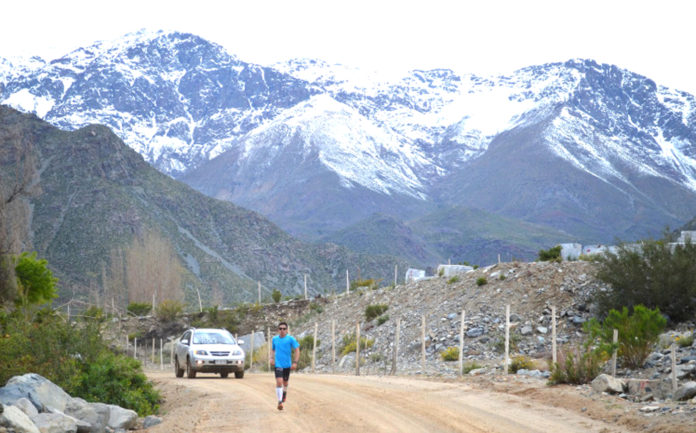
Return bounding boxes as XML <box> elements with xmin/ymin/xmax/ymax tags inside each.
<box><xmin>0</xmin><ymin>105</ymin><xmax>407</xmax><ymax>304</ymax></box>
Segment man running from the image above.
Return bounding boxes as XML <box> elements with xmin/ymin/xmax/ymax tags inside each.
<box><xmin>270</xmin><ymin>321</ymin><xmax>300</xmax><ymax>410</ymax></box>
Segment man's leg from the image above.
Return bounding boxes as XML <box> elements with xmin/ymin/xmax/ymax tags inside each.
<box><xmin>282</xmin><ymin>370</ymin><xmax>291</xmax><ymax>402</ymax></box>
<box><xmin>275</xmin><ymin>371</ymin><xmax>284</xmax><ymax>410</ymax></box>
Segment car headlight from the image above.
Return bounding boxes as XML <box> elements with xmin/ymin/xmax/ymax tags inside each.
<box><xmin>232</xmin><ymin>350</ymin><xmax>243</xmax><ymax>356</ymax></box>
<box><xmin>194</xmin><ymin>350</ymin><xmax>208</xmax><ymax>356</ymax></box>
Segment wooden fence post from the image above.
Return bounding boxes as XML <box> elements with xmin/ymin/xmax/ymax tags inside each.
<box><xmin>421</xmin><ymin>315</ymin><xmax>426</xmax><ymax>374</ymax></box>
<box><xmin>312</xmin><ymin>322</ymin><xmax>318</xmax><ymax>373</ymax></box>
<box><xmin>304</xmin><ymin>274</ymin><xmax>308</xmax><ymax>300</ymax></box>
<box><xmin>267</xmin><ymin>327</ymin><xmax>271</xmax><ymax>371</ymax></box>
<box><xmin>394</xmin><ymin>264</ymin><xmax>398</xmax><ymax>287</ymax></box>
<box><xmin>552</xmin><ymin>306</ymin><xmax>557</xmax><ymax>366</ymax></box>
<box><xmin>459</xmin><ymin>310</ymin><xmax>466</xmax><ymax>376</ymax></box>
<box><xmin>672</xmin><ymin>343</ymin><xmax>678</xmax><ymax>394</ymax></box>
<box><xmin>611</xmin><ymin>329</ymin><xmax>618</xmax><ymax>377</ymax></box>
<box><xmin>391</xmin><ymin>318</ymin><xmax>400</xmax><ymax>375</ymax></box>
<box><xmin>250</xmin><ymin>330</ymin><xmax>255</xmax><ymax>370</ymax></box>
<box><xmin>160</xmin><ymin>338</ymin><xmax>163</xmax><ymax>370</ymax></box>
<box><xmin>355</xmin><ymin>322</ymin><xmax>360</xmax><ymax>376</ymax></box>
<box><xmin>331</xmin><ymin>320</ymin><xmax>336</xmax><ymax>373</ymax></box>
<box><xmin>134</xmin><ymin>338</ymin><xmax>138</xmax><ymax>360</ymax></box>
<box><xmin>346</xmin><ymin>270</ymin><xmax>350</xmax><ymax>294</ymax></box>
<box><xmin>504</xmin><ymin>305</ymin><xmax>510</xmax><ymax>375</ymax></box>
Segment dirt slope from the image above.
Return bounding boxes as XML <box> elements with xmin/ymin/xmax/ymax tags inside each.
<box><xmin>137</xmin><ymin>370</ymin><xmax>642</xmax><ymax>433</ymax></box>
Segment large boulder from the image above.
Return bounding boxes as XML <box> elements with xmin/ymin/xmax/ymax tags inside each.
<box><xmin>0</xmin><ymin>374</ymin><xmax>72</xmax><ymax>412</ymax></box>
<box><xmin>90</xmin><ymin>403</ymin><xmax>137</xmax><ymax>430</ymax></box>
<box><xmin>65</xmin><ymin>398</ymin><xmax>106</xmax><ymax>433</ymax></box>
<box><xmin>674</xmin><ymin>381</ymin><xmax>696</xmax><ymax>401</ymax></box>
<box><xmin>591</xmin><ymin>374</ymin><xmax>625</xmax><ymax>394</ymax></box>
<box><xmin>31</xmin><ymin>412</ymin><xmax>77</xmax><ymax>433</ymax></box>
<box><xmin>0</xmin><ymin>404</ymin><xmax>40</xmax><ymax>433</ymax></box>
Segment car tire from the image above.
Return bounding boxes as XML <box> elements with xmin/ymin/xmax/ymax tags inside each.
<box><xmin>186</xmin><ymin>358</ymin><xmax>197</xmax><ymax>378</ymax></box>
<box><xmin>220</xmin><ymin>372</ymin><xmax>229</xmax><ymax>378</ymax></box>
<box><xmin>234</xmin><ymin>370</ymin><xmax>244</xmax><ymax>379</ymax></box>
<box><xmin>174</xmin><ymin>356</ymin><xmax>184</xmax><ymax>377</ymax></box>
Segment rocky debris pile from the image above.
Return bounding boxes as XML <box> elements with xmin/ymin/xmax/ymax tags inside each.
<box><xmin>0</xmin><ymin>373</ymin><xmax>161</xmax><ymax>433</ymax></box>
<box><xmin>287</xmin><ymin>260</ymin><xmax>696</xmax><ymax>411</ymax></box>
<box><xmin>293</xmin><ymin>261</ymin><xmax>603</xmax><ymax>375</ymax></box>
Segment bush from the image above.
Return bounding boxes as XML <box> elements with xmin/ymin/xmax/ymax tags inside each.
<box><xmin>271</xmin><ymin>289</ymin><xmax>282</xmax><ymax>303</ymax></box>
<box><xmin>127</xmin><ymin>302</ymin><xmax>152</xmax><ymax>317</ymax></box>
<box><xmin>376</xmin><ymin>315</ymin><xmax>389</xmax><ymax>326</ymax></box>
<box><xmin>548</xmin><ymin>345</ymin><xmax>604</xmax><ymax>385</ymax></box>
<box><xmin>538</xmin><ymin>245</ymin><xmax>562</xmax><ymax>262</ymax></box>
<box><xmin>462</xmin><ymin>361</ymin><xmax>483</xmax><ymax>374</ymax></box>
<box><xmin>351</xmin><ymin>278</ymin><xmax>381</xmax><ymax>291</ymax></box>
<box><xmin>365</xmin><ymin>304</ymin><xmax>388</xmax><ymax>321</ymax></box>
<box><xmin>82</xmin><ymin>306</ymin><xmax>106</xmax><ymax>322</ymax></box>
<box><xmin>0</xmin><ymin>311</ymin><xmax>159</xmax><ymax>415</ymax></box>
<box><xmin>595</xmin><ymin>235</ymin><xmax>696</xmax><ymax>322</ymax></box>
<box><xmin>476</xmin><ymin>277</ymin><xmax>487</xmax><ymax>286</ymax></box>
<box><xmin>339</xmin><ymin>332</ymin><xmax>374</xmax><ymax>356</ymax></box>
<box><xmin>510</xmin><ymin>355</ymin><xmax>534</xmax><ymax>373</ymax></box>
<box><xmin>296</xmin><ymin>335</ymin><xmax>320</xmax><ymax>369</ymax></box>
<box><xmin>75</xmin><ymin>351</ymin><xmax>160</xmax><ymax>415</ymax></box>
<box><xmin>440</xmin><ymin>347</ymin><xmax>459</xmax><ymax>361</ymax></box>
<box><xmin>155</xmin><ymin>300</ymin><xmax>184</xmax><ymax>322</ymax></box>
<box><xmin>447</xmin><ymin>276</ymin><xmax>460</xmax><ymax>284</ymax></box>
<box><xmin>584</xmin><ymin>305</ymin><xmax>666</xmax><ymax>369</ymax></box>
<box><xmin>676</xmin><ymin>333</ymin><xmax>694</xmax><ymax>348</ymax></box>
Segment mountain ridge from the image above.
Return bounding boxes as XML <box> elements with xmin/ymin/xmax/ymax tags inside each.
<box><xmin>3</xmin><ymin>31</ymin><xmax>696</xmax><ymax>265</ymax></box>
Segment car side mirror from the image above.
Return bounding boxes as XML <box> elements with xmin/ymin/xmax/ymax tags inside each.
<box><xmin>237</xmin><ymin>339</ymin><xmax>244</xmax><ymax>345</ymax></box>
<box><xmin>181</xmin><ymin>339</ymin><xmax>189</xmax><ymax>345</ymax></box>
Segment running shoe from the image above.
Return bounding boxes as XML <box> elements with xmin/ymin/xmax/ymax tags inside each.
<box><xmin>277</xmin><ymin>402</ymin><xmax>283</xmax><ymax>411</ymax></box>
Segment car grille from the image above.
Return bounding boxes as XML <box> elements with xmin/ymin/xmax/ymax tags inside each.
<box><xmin>210</xmin><ymin>351</ymin><xmax>230</xmax><ymax>356</ymax></box>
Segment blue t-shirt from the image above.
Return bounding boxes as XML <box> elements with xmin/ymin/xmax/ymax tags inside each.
<box><xmin>272</xmin><ymin>335</ymin><xmax>299</xmax><ymax>368</ymax></box>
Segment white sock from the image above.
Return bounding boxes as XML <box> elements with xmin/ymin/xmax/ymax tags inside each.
<box><xmin>276</xmin><ymin>387</ymin><xmax>283</xmax><ymax>402</ymax></box>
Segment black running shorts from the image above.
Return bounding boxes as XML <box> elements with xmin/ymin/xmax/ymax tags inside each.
<box><xmin>274</xmin><ymin>367</ymin><xmax>291</xmax><ymax>381</ymax></box>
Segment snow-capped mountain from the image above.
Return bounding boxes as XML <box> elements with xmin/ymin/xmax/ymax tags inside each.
<box><xmin>3</xmin><ymin>30</ymin><xmax>696</xmax><ymax>252</ymax></box>
<box><xmin>0</xmin><ymin>30</ymin><xmax>314</xmax><ymax>175</ymax></box>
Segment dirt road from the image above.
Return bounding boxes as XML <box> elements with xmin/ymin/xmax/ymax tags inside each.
<box><xmin>138</xmin><ymin>370</ymin><xmax>639</xmax><ymax>433</ymax></box>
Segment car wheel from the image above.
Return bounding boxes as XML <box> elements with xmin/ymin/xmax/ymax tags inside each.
<box><xmin>174</xmin><ymin>356</ymin><xmax>184</xmax><ymax>377</ymax></box>
<box><xmin>234</xmin><ymin>370</ymin><xmax>244</xmax><ymax>379</ymax></box>
<box><xmin>186</xmin><ymin>358</ymin><xmax>197</xmax><ymax>378</ymax></box>
<box><xmin>220</xmin><ymin>372</ymin><xmax>229</xmax><ymax>378</ymax></box>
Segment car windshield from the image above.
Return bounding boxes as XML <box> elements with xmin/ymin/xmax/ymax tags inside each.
<box><xmin>192</xmin><ymin>332</ymin><xmax>235</xmax><ymax>345</ymax></box>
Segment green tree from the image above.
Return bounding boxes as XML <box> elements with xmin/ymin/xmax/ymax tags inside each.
<box><xmin>271</xmin><ymin>289</ymin><xmax>282</xmax><ymax>303</ymax></box>
<box><xmin>595</xmin><ymin>236</ymin><xmax>696</xmax><ymax>322</ymax></box>
<box><xmin>538</xmin><ymin>245</ymin><xmax>562</xmax><ymax>262</ymax></box>
<box><xmin>14</xmin><ymin>252</ymin><xmax>57</xmax><ymax>307</ymax></box>
<box><xmin>584</xmin><ymin>305</ymin><xmax>666</xmax><ymax>369</ymax></box>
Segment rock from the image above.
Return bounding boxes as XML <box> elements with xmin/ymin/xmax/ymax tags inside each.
<box><xmin>536</xmin><ymin>326</ymin><xmax>548</xmax><ymax>334</ymax></box>
<box><xmin>0</xmin><ymin>404</ymin><xmax>40</xmax><ymax>433</ymax></box>
<box><xmin>32</xmin><ymin>412</ymin><xmax>78</xmax><ymax>433</ymax></box>
<box><xmin>105</xmin><ymin>405</ymin><xmax>137</xmax><ymax>430</ymax></box>
<box><xmin>520</xmin><ymin>326</ymin><xmax>533</xmax><ymax>336</ymax></box>
<box><xmin>65</xmin><ymin>398</ymin><xmax>104</xmax><ymax>433</ymax></box>
<box><xmin>591</xmin><ymin>374</ymin><xmax>625</xmax><ymax>394</ymax></box>
<box><xmin>142</xmin><ymin>415</ymin><xmax>162</xmax><ymax>428</ymax></box>
<box><xmin>639</xmin><ymin>405</ymin><xmax>660</xmax><ymax>413</ymax></box>
<box><xmin>572</xmin><ymin>316</ymin><xmax>586</xmax><ymax>326</ymax></box>
<box><xmin>13</xmin><ymin>398</ymin><xmax>38</xmax><ymax>418</ymax></box>
<box><xmin>674</xmin><ymin>381</ymin><xmax>696</xmax><ymax>401</ymax></box>
<box><xmin>466</xmin><ymin>327</ymin><xmax>484</xmax><ymax>338</ymax></box>
<box><xmin>2</xmin><ymin>373</ymin><xmax>72</xmax><ymax>412</ymax></box>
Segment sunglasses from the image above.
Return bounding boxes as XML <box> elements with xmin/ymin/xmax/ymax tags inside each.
<box><xmin>278</xmin><ymin>327</ymin><xmax>287</xmax><ymax>330</ymax></box>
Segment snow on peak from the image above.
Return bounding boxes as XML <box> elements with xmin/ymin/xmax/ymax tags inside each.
<box><xmin>239</xmin><ymin>93</ymin><xmax>434</xmax><ymax>199</ymax></box>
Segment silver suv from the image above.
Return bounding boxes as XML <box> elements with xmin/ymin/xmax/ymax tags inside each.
<box><xmin>174</xmin><ymin>328</ymin><xmax>245</xmax><ymax>378</ymax></box>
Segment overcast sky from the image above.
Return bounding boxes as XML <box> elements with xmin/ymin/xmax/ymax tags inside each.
<box><xmin>2</xmin><ymin>0</ymin><xmax>695</xmax><ymax>95</ymax></box>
